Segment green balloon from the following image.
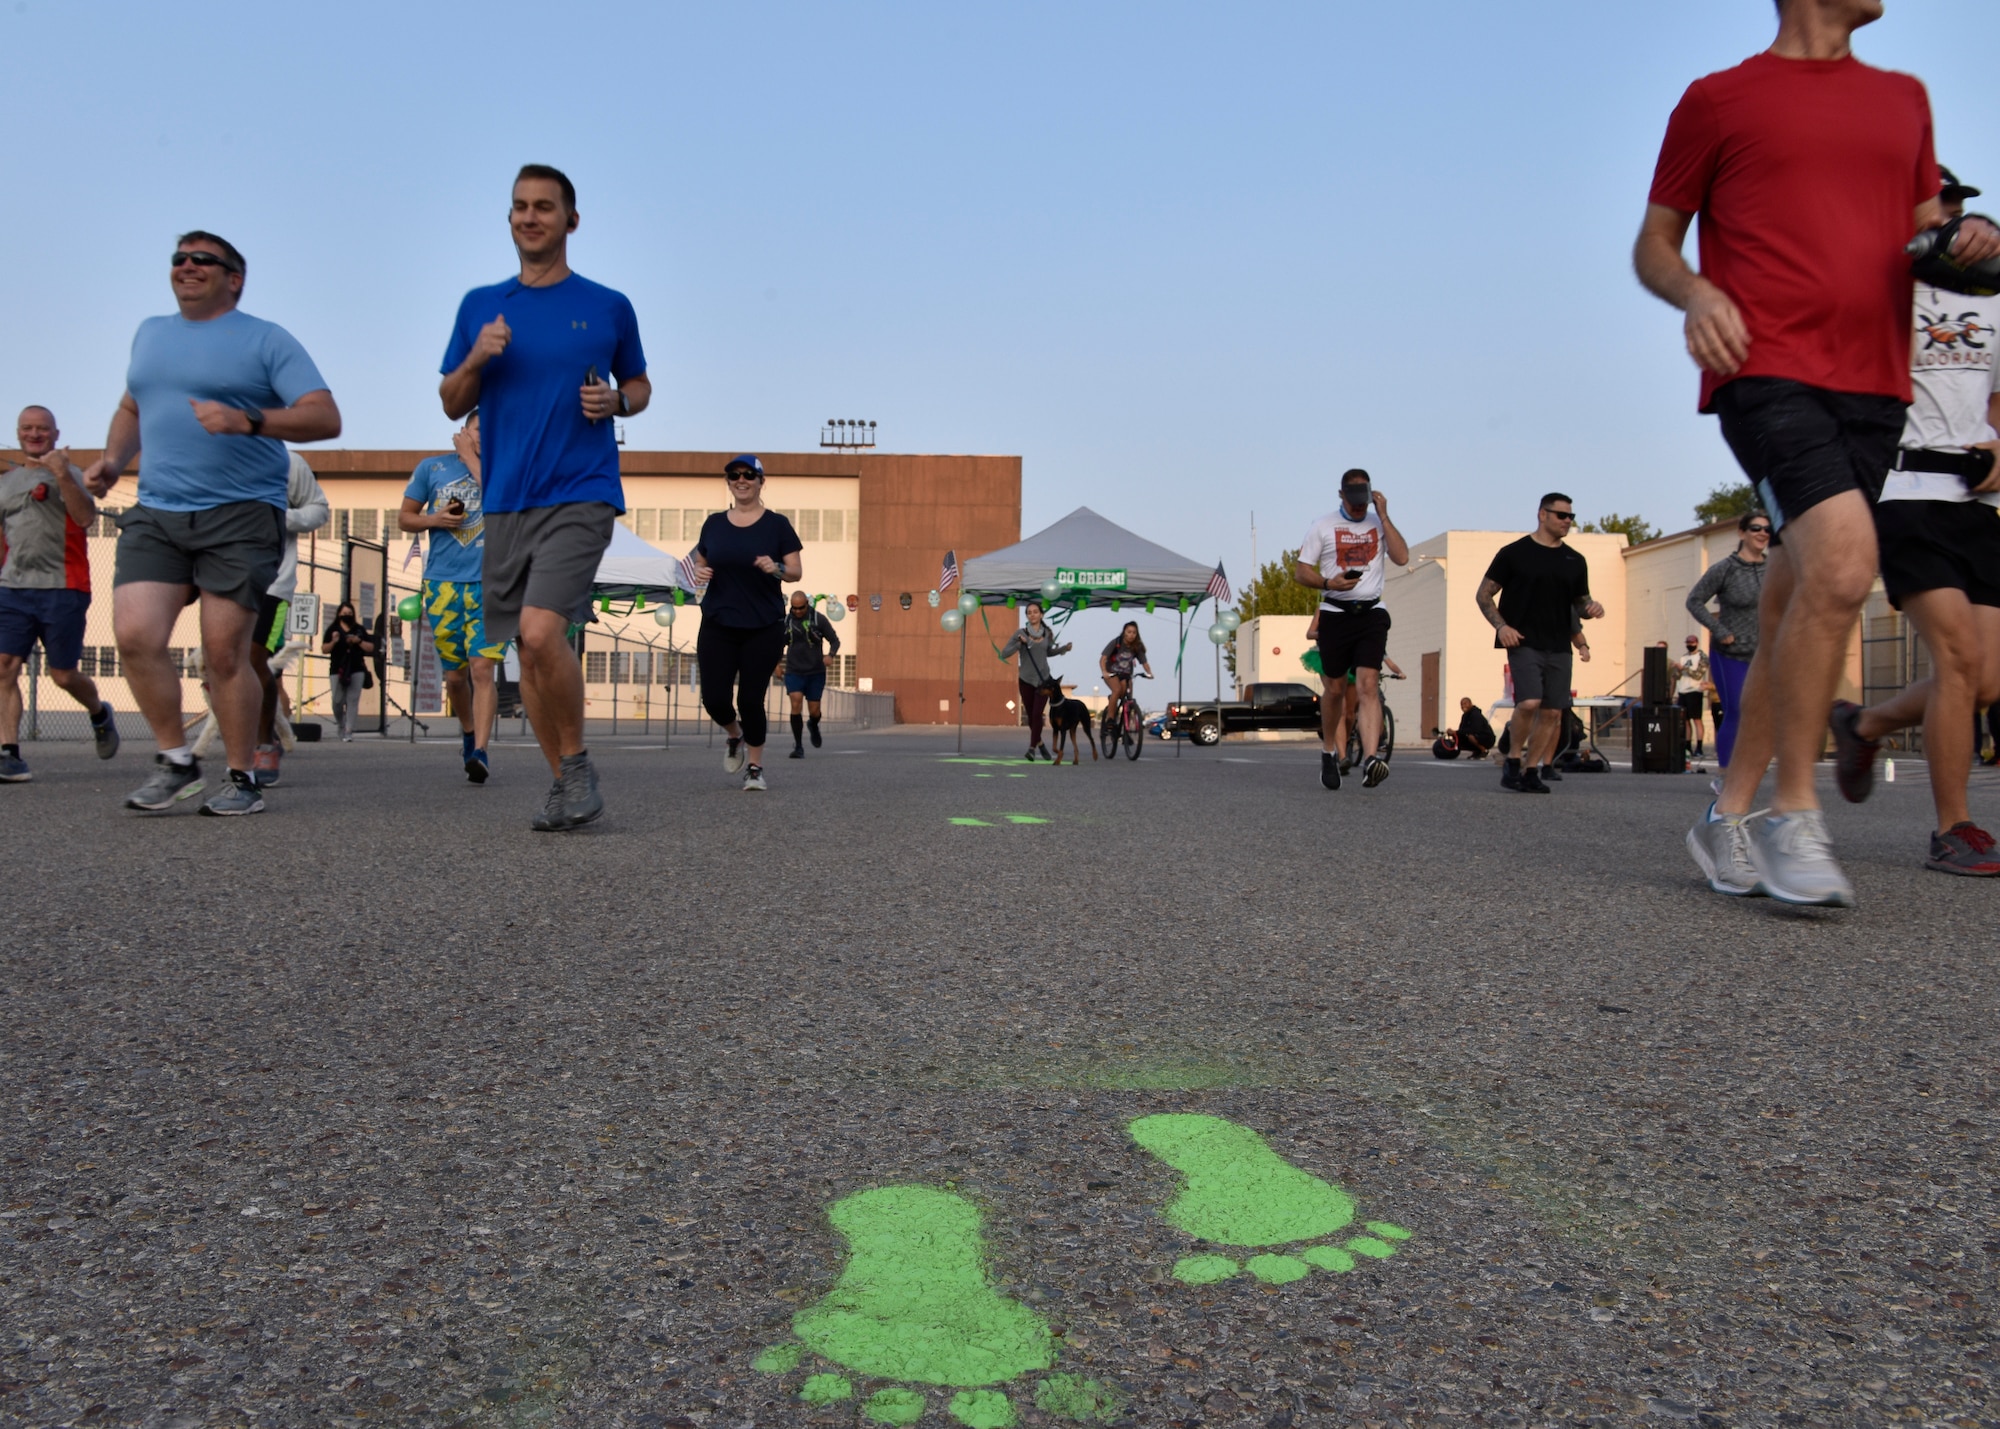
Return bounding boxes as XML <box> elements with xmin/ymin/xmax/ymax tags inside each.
<box><xmin>396</xmin><ymin>594</ymin><xmax>421</xmax><ymax>623</ymax></box>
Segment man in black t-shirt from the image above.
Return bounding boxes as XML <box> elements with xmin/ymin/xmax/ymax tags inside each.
<box><xmin>782</xmin><ymin>589</ymin><xmax>841</xmax><ymax>758</ymax></box>
<box><xmin>1475</xmin><ymin>493</ymin><xmax>1604</xmax><ymax>792</ymax></box>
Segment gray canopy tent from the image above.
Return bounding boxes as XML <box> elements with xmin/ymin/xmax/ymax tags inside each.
<box><xmin>952</xmin><ymin>506</ymin><xmax>1227</xmax><ymax>751</ymax></box>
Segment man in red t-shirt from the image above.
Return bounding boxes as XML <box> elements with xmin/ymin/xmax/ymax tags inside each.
<box><xmin>1634</xmin><ymin>0</ymin><xmax>2000</xmax><ymax>908</ymax></box>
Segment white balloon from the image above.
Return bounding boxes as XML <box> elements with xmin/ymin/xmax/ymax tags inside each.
<box><xmin>653</xmin><ymin>607</ymin><xmax>676</xmax><ymax>627</ymax></box>
<box><xmin>1219</xmin><ymin>608</ymin><xmax>1242</xmax><ymax>631</ymax></box>
<box><xmin>956</xmin><ymin>590</ymin><xmax>979</xmax><ymax>615</ymax></box>
<box><xmin>1207</xmin><ymin>623</ymin><xmax>1231</xmax><ymax>645</ymax></box>
<box><xmin>941</xmin><ymin>609</ymin><xmax>965</xmax><ymax>632</ymax></box>
<box><xmin>825</xmin><ymin>602</ymin><xmax>845</xmax><ymax>622</ymax></box>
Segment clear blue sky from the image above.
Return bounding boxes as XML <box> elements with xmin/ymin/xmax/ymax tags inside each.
<box><xmin>4</xmin><ymin>1</ymin><xmax>1992</xmax><ymax>696</ymax></box>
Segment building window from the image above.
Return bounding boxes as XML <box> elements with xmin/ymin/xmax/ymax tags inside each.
<box><xmin>684</xmin><ymin>510</ymin><xmax>710</xmax><ymax>542</ymax></box>
<box><xmin>334</xmin><ymin>509</ymin><xmax>380</xmax><ymax>542</ymax></box>
<box><xmin>584</xmin><ymin>651</ymin><xmax>608</xmax><ymax>683</ymax></box>
<box><xmin>94</xmin><ymin>646</ymin><xmax>119</xmax><ymax>678</ymax></box>
<box><xmin>608</xmin><ymin>651</ymin><xmax>629</xmax><ymax>684</ymax></box>
<box><xmin>822</xmin><ymin>509</ymin><xmax>844</xmax><ymax>543</ymax></box>
<box><xmin>635</xmin><ymin>509</ymin><xmax>657</xmax><ymax>540</ymax></box>
<box><xmin>631</xmin><ymin>651</ymin><xmax>652</xmax><ymax>682</ymax></box>
<box><xmin>847</xmin><ymin>509</ymin><xmax>860</xmax><ymax>541</ymax></box>
<box><xmin>798</xmin><ymin>509</ymin><xmax>820</xmax><ymax>542</ymax></box>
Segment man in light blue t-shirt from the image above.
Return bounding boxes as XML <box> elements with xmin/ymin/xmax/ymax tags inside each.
<box><xmin>81</xmin><ymin>231</ymin><xmax>340</xmax><ymax>818</ymax></box>
<box><xmin>438</xmin><ymin>164</ymin><xmax>650</xmax><ymax>832</ymax></box>
<box><xmin>398</xmin><ymin>413</ymin><xmax>503</xmax><ymax>783</ymax></box>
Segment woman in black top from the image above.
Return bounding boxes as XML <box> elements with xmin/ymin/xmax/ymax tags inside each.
<box><xmin>320</xmin><ymin>602</ymin><xmax>376</xmax><ymax>742</ymax></box>
<box><xmin>691</xmin><ymin>455</ymin><xmax>802</xmax><ymax>791</ymax></box>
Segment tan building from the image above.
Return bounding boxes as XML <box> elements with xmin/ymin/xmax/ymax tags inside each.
<box><xmin>7</xmin><ymin>446</ymin><xmax>1022</xmax><ymax>732</ymax></box>
<box><xmin>1375</xmin><ymin>530</ymin><xmax>1631</xmax><ymax>744</ymax></box>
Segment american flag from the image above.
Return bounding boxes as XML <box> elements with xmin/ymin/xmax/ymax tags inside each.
<box><xmin>676</xmin><ymin>549</ymin><xmax>708</xmax><ymax>593</ymax></box>
<box><xmin>402</xmin><ymin>537</ymin><xmax>423</xmax><ymax>572</ymax></box>
<box><xmin>1206</xmin><ymin>562</ymin><xmax>1232</xmax><ymax>604</ymax></box>
<box><xmin>940</xmin><ymin>549</ymin><xmax>959</xmax><ymax>592</ymax></box>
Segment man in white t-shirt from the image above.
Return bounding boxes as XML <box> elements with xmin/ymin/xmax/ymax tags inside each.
<box><xmin>1828</xmin><ymin>169</ymin><xmax>2000</xmax><ymax>876</ymax></box>
<box><xmin>1293</xmin><ymin>467</ymin><xmax>1409</xmax><ymax>791</ymax></box>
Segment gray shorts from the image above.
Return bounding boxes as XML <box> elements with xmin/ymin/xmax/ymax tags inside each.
<box><xmin>482</xmin><ymin>502</ymin><xmax>617</xmax><ymax>644</ymax></box>
<box><xmin>1507</xmin><ymin>645</ymin><xmax>1574</xmax><ymax>709</ymax></box>
<box><xmin>113</xmin><ymin>501</ymin><xmax>284</xmax><ymax>612</ymax></box>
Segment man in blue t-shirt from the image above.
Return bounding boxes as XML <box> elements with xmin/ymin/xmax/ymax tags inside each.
<box><xmin>439</xmin><ymin>164</ymin><xmax>650</xmax><ymax>832</ymax></box>
<box><xmin>81</xmin><ymin>231</ymin><xmax>341</xmax><ymax>818</ymax></box>
<box><xmin>399</xmin><ymin>413</ymin><xmax>503</xmax><ymax>784</ymax></box>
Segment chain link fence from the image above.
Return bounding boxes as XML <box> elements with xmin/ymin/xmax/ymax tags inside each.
<box><xmin>17</xmin><ymin>519</ymin><xmax>893</xmax><ymax>742</ymax></box>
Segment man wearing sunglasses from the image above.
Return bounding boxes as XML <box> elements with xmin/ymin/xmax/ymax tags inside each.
<box><xmin>1635</xmin><ymin>0</ymin><xmax>2000</xmax><ymax>905</ymax></box>
<box><xmin>1825</xmin><ymin>168</ymin><xmax>2000</xmax><ymax>876</ymax></box>
<box><xmin>81</xmin><ymin>232</ymin><xmax>340</xmax><ymax>817</ymax></box>
<box><xmin>1475</xmin><ymin>495</ymin><xmax>1603</xmax><ymax>794</ymax></box>
<box><xmin>439</xmin><ymin>164</ymin><xmax>650</xmax><ymax>831</ymax></box>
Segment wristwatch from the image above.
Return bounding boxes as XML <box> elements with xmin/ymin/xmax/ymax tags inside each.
<box><xmin>244</xmin><ymin>409</ymin><xmax>265</xmax><ymax>435</ymax></box>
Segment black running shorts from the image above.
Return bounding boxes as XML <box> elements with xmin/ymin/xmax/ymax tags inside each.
<box><xmin>1712</xmin><ymin>377</ymin><xmax>1906</xmax><ymax>538</ymax></box>
<box><xmin>1313</xmin><ymin>603</ymin><xmax>1389</xmax><ymax>677</ymax></box>
<box><xmin>1873</xmin><ymin>498</ymin><xmax>2000</xmax><ymax>609</ymax></box>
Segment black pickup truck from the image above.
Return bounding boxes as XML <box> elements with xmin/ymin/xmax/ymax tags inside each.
<box><xmin>1166</xmin><ymin>682</ymin><xmax>1322</xmax><ymax>745</ymax></box>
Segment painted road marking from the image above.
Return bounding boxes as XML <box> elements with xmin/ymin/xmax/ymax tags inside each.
<box><xmin>751</xmin><ymin>1114</ymin><xmax>1405</xmax><ymax>1424</ymax></box>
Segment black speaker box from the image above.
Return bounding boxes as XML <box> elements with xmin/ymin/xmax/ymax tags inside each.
<box><xmin>1642</xmin><ymin>645</ymin><xmax>1674</xmax><ymax>708</ymax></box>
<box><xmin>1636</xmin><ymin>705</ymin><xmax>1686</xmax><ymax>773</ymax></box>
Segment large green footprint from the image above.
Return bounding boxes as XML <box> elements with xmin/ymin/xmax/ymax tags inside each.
<box><xmin>753</xmin><ymin>1185</ymin><xmax>1123</xmax><ymax>1427</ymax></box>
<box><xmin>1129</xmin><ymin>1113</ymin><xmax>1412</xmax><ymax>1286</ymax></box>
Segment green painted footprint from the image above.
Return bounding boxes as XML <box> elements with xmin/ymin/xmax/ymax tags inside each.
<box><xmin>1129</xmin><ymin>1113</ymin><xmax>1412</xmax><ymax>1286</ymax></box>
<box><xmin>754</xmin><ymin>1185</ymin><xmax>1124</xmax><ymax>1426</ymax></box>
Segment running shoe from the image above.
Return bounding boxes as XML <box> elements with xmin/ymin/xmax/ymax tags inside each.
<box><xmin>1500</xmin><ymin>761</ymin><xmax>1523</xmax><ymax>792</ymax></box>
<box><xmin>252</xmin><ymin>744</ymin><xmax>282</xmax><ymax>787</ymax></box>
<box><xmin>808</xmin><ymin>718</ymin><xmax>822</xmax><ymax>749</ymax></box>
<box><xmin>91</xmin><ymin>704</ymin><xmax>120</xmax><ymax>760</ymax></box>
<box><xmin>724</xmin><ymin>737</ymin><xmax>746</xmax><ymax>775</ymax></box>
<box><xmin>789</xmin><ymin>745</ymin><xmax>805</xmax><ymax>759</ymax></box>
<box><xmin>1828</xmin><ymin>700</ymin><xmax>1879</xmax><ymax>804</ymax></box>
<box><xmin>1036</xmin><ymin>744</ymin><xmax>1053</xmax><ymax>761</ymax></box>
<box><xmin>125</xmin><ymin>755</ymin><xmax>204</xmax><ymax>810</ymax></box>
<box><xmin>199</xmin><ymin>769</ymin><xmax>265</xmax><ymax>817</ymax></box>
<box><xmin>1320</xmin><ymin>751</ymin><xmax>1341</xmax><ymax>790</ymax></box>
<box><xmin>1746</xmin><ymin>809</ymin><xmax>1854</xmax><ymax>907</ymax></box>
<box><xmin>531</xmin><ymin>778</ymin><xmax>565</xmax><ymax>831</ymax></box>
<box><xmin>1361</xmin><ymin>754</ymin><xmax>1390</xmax><ymax>788</ymax></box>
<box><xmin>465</xmin><ymin>748</ymin><xmax>490</xmax><ymax>783</ymax></box>
<box><xmin>743</xmin><ymin>763</ymin><xmax>768</xmax><ymax>792</ymax></box>
<box><xmin>1024</xmin><ymin>747</ymin><xmax>1038</xmax><ymax>762</ymax></box>
<box><xmin>1926</xmin><ymin>823</ymin><xmax>2000</xmax><ymax>877</ymax></box>
<box><xmin>0</xmin><ymin>750</ymin><xmax>29</xmax><ymax>782</ymax></box>
<box><xmin>1519</xmin><ymin>766</ymin><xmax>1550</xmax><ymax>794</ymax></box>
<box><xmin>1538</xmin><ymin>763</ymin><xmax>1562</xmax><ymax>782</ymax></box>
<box><xmin>1685</xmin><ymin>802</ymin><xmax>1766</xmax><ymax>896</ymax></box>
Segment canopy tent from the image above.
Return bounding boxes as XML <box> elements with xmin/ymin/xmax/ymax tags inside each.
<box><xmin>590</xmin><ymin>521</ymin><xmax>695</xmax><ymax>610</ymax></box>
<box><xmin>959</xmin><ymin>506</ymin><xmax>1219</xmax><ymax>605</ymax></box>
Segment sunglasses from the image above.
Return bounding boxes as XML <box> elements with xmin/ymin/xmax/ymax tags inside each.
<box><xmin>1745</xmin><ymin>524</ymin><xmax>1771</xmax><ymax>534</ymax></box>
<box><xmin>1543</xmin><ymin>509</ymin><xmax>1576</xmax><ymax>522</ymax></box>
<box><xmin>725</xmin><ymin>470</ymin><xmax>762</xmax><ymax>482</ymax></box>
<box><xmin>171</xmin><ymin>251</ymin><xmax>238</xmax><ymax>273</ymax></box>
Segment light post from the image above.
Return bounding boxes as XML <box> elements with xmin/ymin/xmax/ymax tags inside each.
<box><xmin>819</xmin><ymin>419</ymin><xmax>878</xmax><ymax>450</ymax></box>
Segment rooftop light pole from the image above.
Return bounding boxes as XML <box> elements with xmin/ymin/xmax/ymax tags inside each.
<box><xmin>819</xmin><ymin>418</ymin><xmax>878</xmax><ymax>450</ymax></box>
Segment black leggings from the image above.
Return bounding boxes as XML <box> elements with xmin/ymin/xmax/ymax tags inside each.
<box><xmin>698</xmin><ymin>620</ymin><xmax>785</xmax><ymax>749</ymax></box>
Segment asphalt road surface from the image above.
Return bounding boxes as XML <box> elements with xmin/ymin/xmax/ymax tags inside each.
<box><xmin>3</xmin><ymin>730</ymin><xmax>1995</xmax><ymax>1428</ymax></box>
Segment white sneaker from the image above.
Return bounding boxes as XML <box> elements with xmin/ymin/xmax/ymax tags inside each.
<box><xmin>742</xmin><ymin>764</ymin><xmax>767</xmax><ymax>792</ymax></box>
<box><xmin>724</xmin><ymin>738</ymin><xmax>746</xmax><ymax>775</ymax></box>
<box><xmin>1747</xmin><ymin>809</ymin><xmax>1855</xmax><ymax>908</ymax></box>
<box><xmin>1685</xmin><ymin>802</ymin><xmax>1765</xmax><ymax>897</ymax></box>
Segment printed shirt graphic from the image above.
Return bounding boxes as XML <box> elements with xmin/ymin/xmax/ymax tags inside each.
<box><xmin>404</xmin><ymin>454</ymin><xmax>487</xmax><ymax>583</ymax></box>
<box><xmin>0</xmin><ymin>462</ymin><xmax>90</xmax><ymax>591</ymax></box>
<box><xmin>1886</xmin><ymin>285</ymin><xmax>2000</xmax><ymax>507</ymax></box>
<box><xmin>1298</xmin><ymin>506</ymin><xmax>1387</xmax><ymax>602</ymax></box>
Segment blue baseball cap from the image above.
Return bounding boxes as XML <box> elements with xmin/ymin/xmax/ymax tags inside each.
<box><xmin>725</xmin><ymin>454</ymin><xmax>764</xmax><ymax>477</ymax></box>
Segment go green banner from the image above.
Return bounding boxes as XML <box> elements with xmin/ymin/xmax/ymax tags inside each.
<box><xmin>1056</xmin><ymin>567</ymin><xmax>1127</xmax><ymax>590</ymax></box>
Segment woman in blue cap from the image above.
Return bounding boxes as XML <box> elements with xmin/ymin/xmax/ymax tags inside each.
<box><xmin>690</xmin><ymin>455</ymin><xmax>802</xmax><ymax>791</ymax></box>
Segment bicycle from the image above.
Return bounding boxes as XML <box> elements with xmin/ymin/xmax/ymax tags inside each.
<box><xmin>1341</xmin><ymin>669</ymin><xmax>1403</xmax><ymax>773</ymax></box>
<box><xmin>1099</xmin><ymin>671</ymin><xmax>1151</xmax><ymax>761</ymax></box>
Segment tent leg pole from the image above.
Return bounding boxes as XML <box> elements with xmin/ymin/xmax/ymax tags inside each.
<box><xmin>956</xmin><ymin>618</ymin><xmax>967</xmax><ymax>754</ymax></box>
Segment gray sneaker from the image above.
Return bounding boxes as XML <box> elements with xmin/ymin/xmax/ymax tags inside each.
<box><xmin>723</xmin><ymin>738</ymin><xmax>746</xmax><ymax>775</ymax></box>
<box><xmin>1747</xmin><ymin>809</ymin><xmax>1854</xmax><ymax>907</ymax></box>
<box><xmin>199</xmin><ymin>770</ymin><xmax>266</xmax><ymax>817</ymax></box>
<box><xmin>1361</xmin><ymin>754</ymin><xmax>1390</xmax><ymax>788</ymax></box>
<box><xmin>533</xmin><ymin>754</ymin><xmax>604</xmax><ymax>831</ymax></box>
<box><xmin>91</xmin><ymin>704</ymin><xmax>120</xmax><ymax>760</ymax></box>
<box><xmin>0</xmin><ymin>750</ymin><xmax>29</xmax><ymax>782</ymax></box>
<box><xmin>1686</xmin><ymin>802</ymin><xmax>1766</xmax><ymax>896</ymax></box>
<box><xmin>125</xmin><ymin>755</ymin><xmax>205</xmax><ymax>810</ymax></box>
<box><xmin>743</xmin><ymin>763</ymin><xmax>768</xmax><ymax>792</ymax></box>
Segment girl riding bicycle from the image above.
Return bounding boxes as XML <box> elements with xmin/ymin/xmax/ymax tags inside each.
<box><xmin>1100</xmin><ymin>622</ymin><xmax>1154</xmax><ymax>707</ymax></box>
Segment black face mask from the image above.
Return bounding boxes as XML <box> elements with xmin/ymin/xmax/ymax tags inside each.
<box><xmin>1342</xmin><ymin>487</ymin><xmax>1370</xmax><ymax>509</ymax></box>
